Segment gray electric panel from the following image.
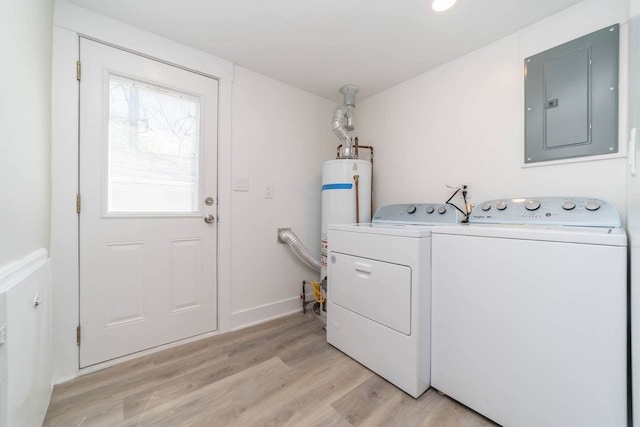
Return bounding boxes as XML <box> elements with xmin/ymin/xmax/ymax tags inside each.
<box><xmin>524</xmin><ymin>24</ymin><xmax>619</xmax><ymax>164</ymax></box>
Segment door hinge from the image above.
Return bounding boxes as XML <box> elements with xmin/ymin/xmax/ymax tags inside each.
<box><xmin>76</xmin><ymin>325</ymin><xmax>81</xmax><ymax>346</ymax></box>
<box><xmin>76</xmin><ymin>61</ymin><xmax>81</xmax><ymax>81</ymax></box>
<box><xmin>76</xmin><ymin>194</ymin><xmax>81</xmax><ymax>214</ymax></box>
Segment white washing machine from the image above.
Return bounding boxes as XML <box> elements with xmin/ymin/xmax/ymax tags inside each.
<box><xmin>326</xmin><ymin>203</ymin><xmax>461</xmax><ymax>398</ymax></box>
<box><xmin>431</xmin><ymin>197</ymin><xmax>627</xmax><ymax>427</ymax></box>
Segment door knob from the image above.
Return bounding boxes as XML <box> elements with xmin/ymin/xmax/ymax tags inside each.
<box><xmin>204</xmin><ymin>214</ymin><xmax>215</xmax><ymax>224</ymax></box>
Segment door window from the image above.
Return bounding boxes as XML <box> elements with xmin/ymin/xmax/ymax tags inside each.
<box><xmin>108</xmin><ymin>74</ymin><xmax>201</xmax><ymax>214</ymax></box>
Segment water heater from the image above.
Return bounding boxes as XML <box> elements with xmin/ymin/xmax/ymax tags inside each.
<box><xmin>320</xmin><ymin>159</ymin><xmax>372</xmax><ymax>279</ymax></box>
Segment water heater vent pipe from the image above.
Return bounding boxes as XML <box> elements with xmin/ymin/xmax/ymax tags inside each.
<box><xmin>332</xmin><ymin>84</ymin><xmax>359</xmax><ymax>159</ymax></box>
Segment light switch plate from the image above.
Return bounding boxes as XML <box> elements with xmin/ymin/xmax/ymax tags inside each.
<box><xmin>233</xmin><ymin>175</ymin><xmax>249</xmax><ymax>192</ymax></box>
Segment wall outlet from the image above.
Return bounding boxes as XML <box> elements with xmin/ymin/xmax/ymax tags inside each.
<box><xmin>265</xmin><ymin>185</ymin><xmax>274</xmax><ymax>199</ymax></box>
<box><xmin>461</xmin><ymin>185</ymin><xmax>470</xmax><ymax>206</ymax></box>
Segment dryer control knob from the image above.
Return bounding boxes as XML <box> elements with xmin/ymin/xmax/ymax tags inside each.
<box><xmin>481</xmin><ymin>202</ymin><xmax>492</xmax><ymax>211</ymax></box>
<box><xmin>426</xmin><ymin>206</ymin><xmax>435</xmax><ymax>214</ymax></box>
<box><xmin>437</xmin><ymin>206</ymin><xmax>447</xmax><ymax>214</ymax></box>
<box><xmin>585</xmin><ymin>200</ymin><xmax>601</xmax><ymax>211</ymax></box>
<box><xmin>561</xmin><ymin>200</ymin><xmax>576</xmax><ymax>210</ymax></box>
<box><xmin>496</xmin><ymin>201</ymin><xmax>507</xmax><ymax>210</ymax></box>
<box><xmin>525</xmin><ymin>199</ymin><xmax>541</xmax><ymax>211</ymax></box>
<box><xmin>407</xmin><ymin>205</ymin><xmax>417</xmax><ymax>214</ymax></box>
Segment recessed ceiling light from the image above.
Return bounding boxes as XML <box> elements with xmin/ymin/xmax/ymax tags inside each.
<box><xmin>432</xmin><ymin>0</ymin><xmax>457</xmax><ymax>12</ymax></box>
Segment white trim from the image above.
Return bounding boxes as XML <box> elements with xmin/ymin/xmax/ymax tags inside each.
<box><xmin>54</xmin><ymin>1</ymin><xmax>233</xmax><ymax>82</ymax></box>
<box><xmin>51</xmin><ymin>25</ymin><xmax>81</xmax><ymax>384</ymax></box>
<box><xmin>231</xmin><ymin>295</ymin><xmax>310</xmax><ymax>331</ymax></box>
<box><xmin>0</xmin><ymin>249</ymin><xmax>48</xmax><ymax>293</ymax></box>
<box><xmin>217</xmin><ymin>79</ymin><xmax>233</xmax><ymax>333</ymax></box>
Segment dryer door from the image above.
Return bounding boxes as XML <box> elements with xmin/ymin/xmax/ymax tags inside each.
<box><xmin>329</xmin><ymin>252</ymin><xmax>411</xmax><ymax>335</ymax></box>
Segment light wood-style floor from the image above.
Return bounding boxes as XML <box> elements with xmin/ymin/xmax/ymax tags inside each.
<box><xmin>44</xmin><ymin>313</ymin><xmax>496</xmax><ymax>427</ymax></box>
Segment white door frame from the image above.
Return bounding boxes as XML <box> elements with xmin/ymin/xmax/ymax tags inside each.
<box><xmin>51</xmin><ymin>0</ymin><xmax>233</xmax><ymax>383</ymax></box>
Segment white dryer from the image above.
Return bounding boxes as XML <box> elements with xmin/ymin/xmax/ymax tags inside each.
<box><xmin>431</xmin><ymin>197</ymin><xmax>627</xmax><ymax>427</ymax></box>
<box><xmin>326</xmin><ymin>203</ymin><xmax>460</xmax><ymax>398</ymax></box>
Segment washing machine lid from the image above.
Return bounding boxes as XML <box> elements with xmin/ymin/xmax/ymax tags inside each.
<box><xmin>432</xmin><ymin>224</ymin><xmax>627</xmax><ymax>246</ymax></box>
<box><xmin>328</xmin><ymin>222</ymin><xmax>436</xmax><ymax>238</ymax></box>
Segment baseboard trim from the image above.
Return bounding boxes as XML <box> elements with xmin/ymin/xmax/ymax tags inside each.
<box><xmin>231</xmin><ymin>293</ymin><xmax>316</xmax><ymax>331</ymax></box>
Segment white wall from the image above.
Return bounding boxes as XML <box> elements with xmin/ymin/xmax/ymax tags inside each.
<box><xmin>230</xmin><ymin>66</ymin><xmax>336</xmax><ymax>327</ymax></box>
<box><xmin>0</xmin><ymin>1</ymin><xmax>55</xmax><ymax>420</ymax></box>
<box><xmin>357</xmin><ymin>0</ymin><xmax>629</xmax><ymax>218</ymax></box>
<box><xmin>0</xmin><ymin>0</ymin><xmax>53</xmax><ymax>267</ymax></box>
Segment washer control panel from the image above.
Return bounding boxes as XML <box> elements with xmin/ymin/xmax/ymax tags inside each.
<box><xmin>469</xmin><ymin>197</ymin><xmax>621</xmax><ymax>227</ymax></box>
<box><xmin>372</xmin><ymin>203</ymin><xmax>461</xmax><ymax>225</ymax></box>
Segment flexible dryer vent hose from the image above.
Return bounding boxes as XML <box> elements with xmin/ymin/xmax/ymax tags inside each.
<box><xmin>278</xmin><ymin>229</ymin><xmax>321</xmax><ymax>273</ymax></box>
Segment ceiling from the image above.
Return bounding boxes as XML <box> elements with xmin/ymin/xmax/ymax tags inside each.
<box><xmin>68</xmin><ymin>0</ymin><xmax>585</xmax><ymax>102</ymax></box>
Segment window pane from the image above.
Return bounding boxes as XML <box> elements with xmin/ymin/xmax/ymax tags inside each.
<box><xmin>108</xmin><ymin>74</ymin><xmax>200</xmax><ymax>214</ymax></box>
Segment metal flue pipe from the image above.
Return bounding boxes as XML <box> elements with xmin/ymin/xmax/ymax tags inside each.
<box><xmin>332</xmin><ymin>84</ymin><xmax>359</xmax><ymax>159</ymax></box>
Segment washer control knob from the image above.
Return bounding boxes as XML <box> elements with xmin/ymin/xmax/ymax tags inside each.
<box><xmin>437</xmin><ymin>206</ymin><xmax>447</xmax><ymax>214</ymax></box>
<box><xmin>561</xmin><ymin>200</ymin><xmax>576</xmax><ymax>211</ymax></box>
<box><xmin>585</xmin><ymin>200</ymin><xmax>601</xmax><ymax>211</ymax></box>
<box><xmin>480</xmin><ymin>202</ymin><xmax>491</xmax><ymax>211</ymax></box>
<box><xmin>496</xmin><ymin>201</ymin><xmax>507</xmax><ymax>210</ymax></box>
<box><xmin>525</xmin><ymin>199</ymin><xmax>541</xmax><ymax>211</ymax></box>
<box><xmin>407</xmin><ymin>205</ymin><xmax>417</xmax><ymax>214</ymax></box>
<box><xmin>426</xmin><ymin>206</ymin><xmax>435</xmax><ymax>214</ymax></box>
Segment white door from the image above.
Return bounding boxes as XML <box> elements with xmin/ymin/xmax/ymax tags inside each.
<box><xmin>79</xmin><ymin>38</ymin><xmax>218</xmax><ymax>367</ymax></box>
